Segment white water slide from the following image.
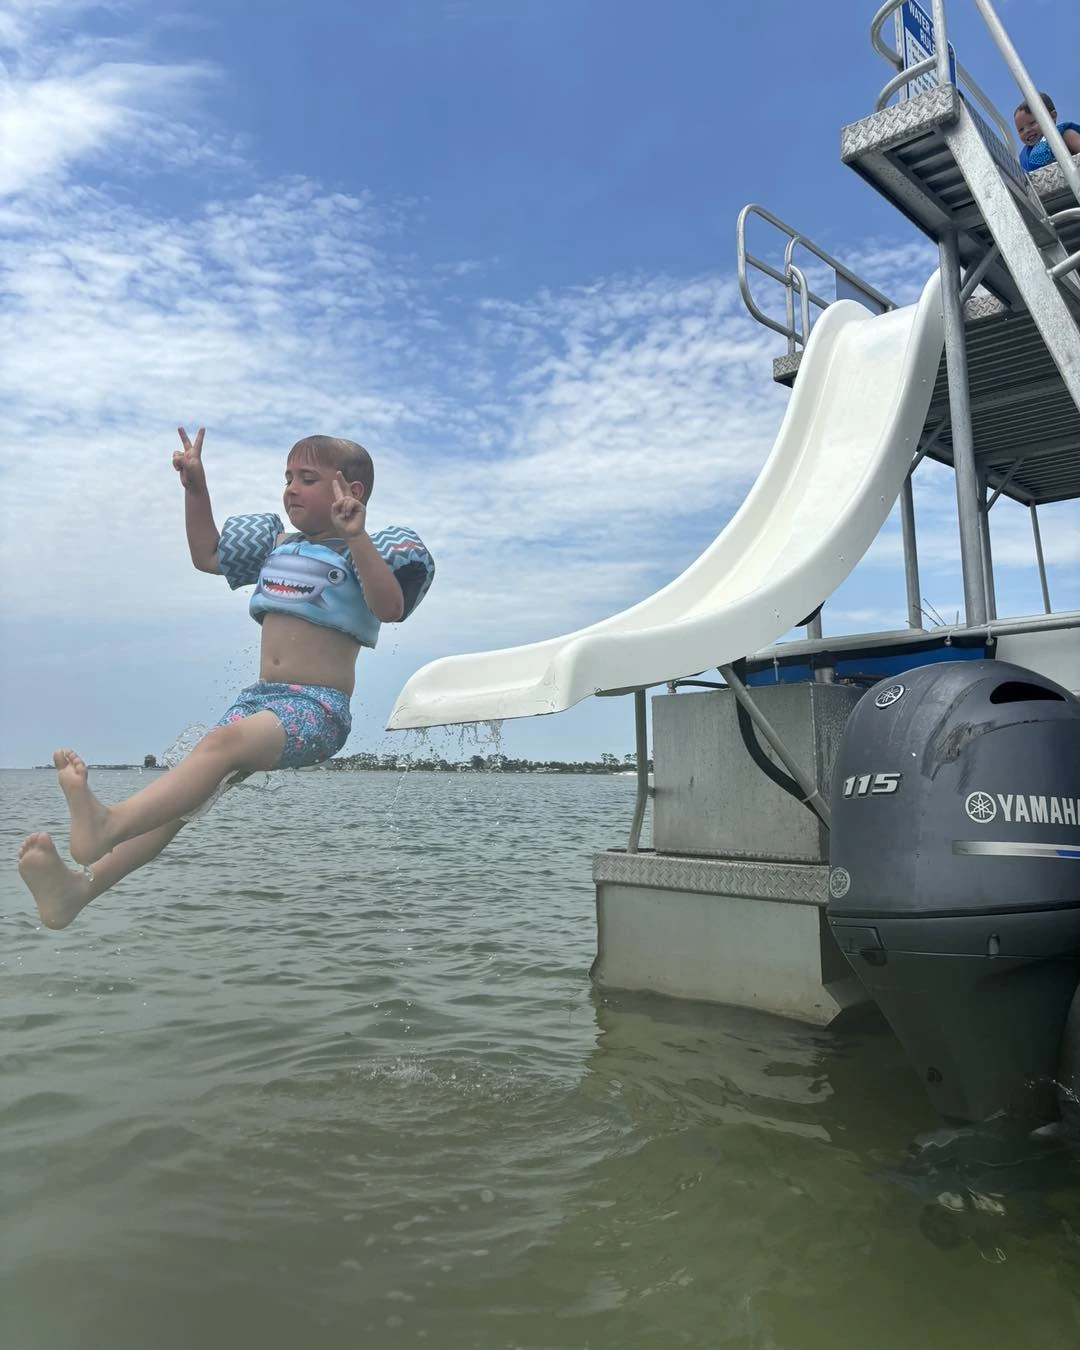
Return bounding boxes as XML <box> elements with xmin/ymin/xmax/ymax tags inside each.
<box><xmin>388</xmin><ymin>273</ymin><xmax>945</xmax><ymax>731</ymax></box>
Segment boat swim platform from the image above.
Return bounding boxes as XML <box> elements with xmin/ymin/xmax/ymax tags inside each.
<box><xmin>591</xmin><ymin>851</ymin><xmax>862</xmax><ymax>1027</ymax></box>
<box><xmin>592</xmin><ymin>681</ymin><xmax>866</xmax><ymax>1026</ymax></box>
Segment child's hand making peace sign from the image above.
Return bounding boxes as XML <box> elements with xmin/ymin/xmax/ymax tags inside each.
<box><xmin>173</xmin><ymin>427</ymin><xmax>207</xmax><ymax>493</ymax></box>
<box><xmin>330</xmin><ymin>472</ymin><xmax>368</xmax><ymax>539</ymax></box>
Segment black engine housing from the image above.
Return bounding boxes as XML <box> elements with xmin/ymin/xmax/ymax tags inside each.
<box><xmin>826</xmin><ymin>660</ymin><xmax>1080</xmax><ymax>1124</ymax></box>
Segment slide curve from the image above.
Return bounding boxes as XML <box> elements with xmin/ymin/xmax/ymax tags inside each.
<box><xmin>388</xmin><ymin>272</ymin><xmax>945</xmax><ymax>730</ymax></box>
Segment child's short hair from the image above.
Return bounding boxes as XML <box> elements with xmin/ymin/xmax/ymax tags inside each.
<box><xmin>289</xmin><ymin>435</ymin><xmax>374</xmax><ymax>501</ymax></box>
<box><xmin>1015</xmin><ymin>92</ymin><xmax>1056</xmax><ymax>118</ymax></box>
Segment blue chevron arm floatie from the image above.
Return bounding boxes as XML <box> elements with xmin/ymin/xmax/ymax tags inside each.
<box><xmin>217</xmin><ymin>513</ymin><xmax>434</xmax><ymax>644</ymax></box>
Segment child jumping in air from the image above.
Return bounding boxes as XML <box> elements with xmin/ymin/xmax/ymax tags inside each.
<box><xmin>18</xmin><ymin>429</ymin><xmax>434</xmax><ymax>929</ymax></box>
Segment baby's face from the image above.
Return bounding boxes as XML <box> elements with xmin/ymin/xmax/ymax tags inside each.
<box><xmin>1014</xmin><ymin>108</ymin><xmax>1048</xmax><ymax>148</ymax></box>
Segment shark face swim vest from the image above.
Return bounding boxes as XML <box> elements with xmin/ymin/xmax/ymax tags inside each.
<box><xmin>217</xmin><ymin>513</ymin><xmax>434</xmax><ymax>648</ymax></box>
<box><xmin>253</xmin><ymin>536</ymin><xmax>378</xmax><ymax>645</ymax></box>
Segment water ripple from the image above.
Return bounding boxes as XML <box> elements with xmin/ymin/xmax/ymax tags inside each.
<box><xmin>3</xmin><ymin>770</ymin><xmax>1080</xmax><ymax>1349</ymax></box>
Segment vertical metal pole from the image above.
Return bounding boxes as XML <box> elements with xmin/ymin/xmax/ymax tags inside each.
<box><xmin>789</xmin><ymin>264</ymin><xmax>812</xmax><ymax>347</ymax></box>
<box><xmin>930</xmin><ymin>0</ymin><xmax>952</xmax><ymax>87</ymax></box>
<box><xmin>804</xmin><ymin>611</ymin><xmax>834</xmax><ymax>683</ymax></box>
<box><xmin>785</xmin><ymin>279</ymin><xmax>796</xmax><ymax>357</ymax></box>
<box><xmin>899</xmin><ymin>471</ymin><xmax>923</xmax><ymax>629</ymax></box>
<box><xmin>938</xmin><ymin>231</ymin><xmax>989</xmax><ymax>626</ymax></box>
<box><xmin>977</xmin><ymin>472</ymin><xmax>998</xmax><ymax>621</ymax></box>
<box><xmin>1030</xmin><ymin>503</ymin><xmax>1052</xmax><ymax>614</ymax></box>
<box><xmin>627</xmin><ymin>689</ymin><xmax>650</xmax><ymax>854</ymax></box>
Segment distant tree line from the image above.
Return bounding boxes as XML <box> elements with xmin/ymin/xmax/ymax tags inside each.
<box><xmin>68</xmin><ymin>753</ymin><xmax>652</xmax><ymax>777</ymax></box>
<box><xmin>324</xmin><ymin>751</ymin><xmax>652</xmax><ymax>774</ymax></box>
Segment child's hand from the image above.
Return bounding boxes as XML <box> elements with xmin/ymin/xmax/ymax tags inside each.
<box><xmin>331</xmin><ymin>473</ymin><xmax>368</xmax><ymax>538</ymax></box>
<box><xmin>173</xmin><ymin>427</ymin><xmax>207</xmax><ymax>493</ymax></box>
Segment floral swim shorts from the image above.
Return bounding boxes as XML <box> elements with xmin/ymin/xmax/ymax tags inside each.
<box><xmin>215</xmin><ymin>681</ymin><xmax>352</xmax><ymax>770</ymax></box>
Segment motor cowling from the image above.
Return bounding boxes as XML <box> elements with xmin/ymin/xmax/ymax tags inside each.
<box><xmin>826</xmin><ymin>660</ymin><xmax>1080</xmax><ymax>1125</ymax></box>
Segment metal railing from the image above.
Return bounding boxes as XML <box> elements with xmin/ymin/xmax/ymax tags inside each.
<box><xmin>736</xmin><ymin>204</ymin><xmax>894</xmax><ymax>355</ymax></box>
<box><xmin>869</xmin><ymin>0</ymin><xmax>1015</xmax><ymax>151</ymax></box>
<box><xmin>872</xmin><ymin>0</ymin><xmax>1080</xmax><ymax>282</ymax></box>
<box><xmin>736</xmin><ymin>205</ymin><xmax>915</xmax><ymax>637</ymax></box>
<box><xmin>972</xmin><ymin>0</ymin><xmax>1080</xmax><ymax>213</ymax></box>
<box><xmin>1047</xmin><ymin>210</ymin><xmax>1080</xmax><ymax>283</ymax></box>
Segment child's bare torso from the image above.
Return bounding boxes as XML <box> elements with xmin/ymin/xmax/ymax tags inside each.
<box><xmin>254</xmin><ymin>528</ymin><xmax>364</xmax><ymax>694</ymax></box>
<box><xmin>258</xmin><ymin>612</ymin><xmax>361</xmax><ymax>695</ymax></box>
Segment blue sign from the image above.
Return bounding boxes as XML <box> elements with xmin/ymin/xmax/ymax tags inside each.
<box><xmin>896</xmin><ymin>0</ymin><xmax>957</xmax><ymax>100</ymax></box>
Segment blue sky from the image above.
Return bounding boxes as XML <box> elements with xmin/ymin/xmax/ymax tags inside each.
<box><xmin>1</xmin><ymin>0</ymin><xmax>1077</xmax><ymax>768</ymax></box>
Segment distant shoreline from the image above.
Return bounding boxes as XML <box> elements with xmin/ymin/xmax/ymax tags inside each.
<box><xmin>28</xmin><ymin>758</ymin><xmax>649</xmax><ymax>776</ymax></box>
<box><xmin>325</xmin><ymin>754</ymin><xmax>649</xmax><ymax>775</ymax></box>
<box><xmin>31</xmin><ymin>764</ymin><xmax>169</xmax><ymax>772</ymax></box>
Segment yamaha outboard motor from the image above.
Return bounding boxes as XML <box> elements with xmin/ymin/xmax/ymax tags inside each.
<box><xmin>826</xmin><ymin>661</ymin><xmax>1080</xmax><ymax>1126</ymax></box>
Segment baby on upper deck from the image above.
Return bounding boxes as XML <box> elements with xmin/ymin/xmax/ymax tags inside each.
<box><xmin>17</xmin><ymin>429</ymin><xmax>434</xmax><ymax>930</ymax></box>
<box><xmin>1014</xmin><ymin>92</ymin><xmax>1080</xmax><ymax>173</ymax></box>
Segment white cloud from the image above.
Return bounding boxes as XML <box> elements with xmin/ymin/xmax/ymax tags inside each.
<box><xmin>0</xmin><ymin>2</ymin><xmax>231</xmax><ymax>198</ymax></box>
<box><xmin>0</xmin><ymin>172</ymin><xmax>794</xmax><ymax>652</ymax></box>
<box><xmin>844</xmin><ymin>239</ymin><xmax>941</xmax><ymax>304</ymax></box>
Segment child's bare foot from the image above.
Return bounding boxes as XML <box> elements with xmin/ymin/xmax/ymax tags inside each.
<box><xmin>54</xmin><ymin>749</ymin><xmax>113</xmax><ymax>866</ymax></box>
<box><xmin>18</xmin><ymin>833</ymin><xmax>94</xmax><ymax>930</ymax></box>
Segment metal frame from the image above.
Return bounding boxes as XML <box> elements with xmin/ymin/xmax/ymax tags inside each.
<box><xmin>869</xmin><ymin>0</ymin><xmax>1015</xmax><ymax>151</ymax></box>
<box><xmin>787</xmin><ymin>264</ymin><xmax>812</xmax><ymax>352</ymax></box>
<box><xmin>749</xmin><ymin>611</ymin><xmax>1080</xmax><ymax>666</ymax></box>
<box><xmin>942</xmin><ymin>103</ymin><xmax>1080</xmax><ymax>413</ymax></box>
<box><xmin>958</xmin><ymin>242</ymin><xmax>1000</xmax><ymax>304</ymax></box>
<box><xmin>899</xmin><ymin>473</ymin><xmax>923</xmax><ymax>629</ymax></box>
<box><xmin>736</xmin><ymin>204</ymin><xmax>894</xmax><ymax>355</ymax></box>
<box><xmin>870</xmin><ymin>0</ymin><xmax>1080</xmax><ymax>281</ymax></box>
<box><xmin>977</xmin><ymin>470</ymin><xmax>998</xmax><ymax>621</ymax></box>
<box><xmin>1030</xmin><ymin>506</ymin><xmax>1052</xmax><ymax>614</ymax></box>
<box><xmin>1047</xmin><ymin>209</ymin><xmax>1080</xmax><ymax>283</ymax></box>
<box><xmin>627</xmin><ymin>689</ymin><xmax>651</xmax><ymax>854</ymax></box>
<box><xmin>972</xmin><ymin>0</ymin><xmax>1080</xmax><ymax>212</ymax></box>
<box><xmin>624</xmin><ymin>0</ymin><xmax>1079</xmax><ymax>854</ymax></box>
<box><xmin>938</xmin><ymin>228</ymin><xmax>989</xmax><ymax>624</ymax></box>
<box><xmin>804</xmin><ymin>609</ymin><xmax>836</xmax><ymax>683</ymax></box>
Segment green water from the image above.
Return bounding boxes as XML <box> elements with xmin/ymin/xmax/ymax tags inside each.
<box><xmin>3</xmin><ymin>769</ymin><xmax>1079</xmax><ymax>1349</ymax></box>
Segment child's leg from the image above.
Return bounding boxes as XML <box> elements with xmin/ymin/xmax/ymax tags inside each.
<box><xmin>18</xmin><ymin>819</ymin><xmax>186</xmax><ymax>930</ymax></box>
<box><xmin>59</xmin><ymin>712</ymin><xmax>286</xmax><ymax>866</ymax></box>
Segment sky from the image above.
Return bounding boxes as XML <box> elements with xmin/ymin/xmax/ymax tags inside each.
<box><xmin>1</xmin><ymin>0</ymin><xmax>1078</xmax><ymax>768</ymax></box>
